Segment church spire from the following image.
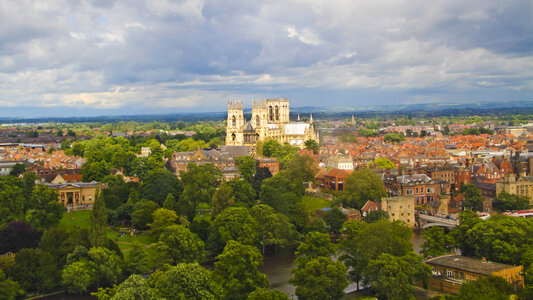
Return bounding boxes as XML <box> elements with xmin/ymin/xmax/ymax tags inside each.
<box><xmin>309</xmin><ymin>113</ymin><xmax>313</xmax><ymax>123</ymax></box>
<box><xmin>297</xmin><ymin>113</ymin><xmax>300</xmax><ymax>121</ymax></box>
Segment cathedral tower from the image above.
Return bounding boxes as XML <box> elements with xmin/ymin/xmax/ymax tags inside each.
<box><xmin>225</xmin><ymin>100</ymin><xmax>244</xmax><ymax>146</ymax></box>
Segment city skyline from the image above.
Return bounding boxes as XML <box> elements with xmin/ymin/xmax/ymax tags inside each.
<box><xmin>1</xmin><ymin>0</ymin><xmax>532</xmax><ymax>117</ymax></box>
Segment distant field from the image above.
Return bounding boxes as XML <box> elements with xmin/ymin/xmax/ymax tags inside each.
<box><xmin>301</xmin><ymin>196</ymin><xmax>331</xmax><ymax>215</ymax></box>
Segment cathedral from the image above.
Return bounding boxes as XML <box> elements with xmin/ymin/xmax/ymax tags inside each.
<box><xmin>225</xmin><ymin>98</ymin><xmax>318</xmax><ymax>149</ymax></box>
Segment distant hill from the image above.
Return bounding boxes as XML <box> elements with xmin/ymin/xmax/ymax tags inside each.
<box><xmin>0</xmin><ymin>101</ymin><xmax>531</xmax><ymax>123</ymax></box>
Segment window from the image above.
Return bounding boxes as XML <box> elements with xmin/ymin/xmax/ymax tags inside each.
<box><xmin>416</xmin><ymin>188</ymin><xmax>419</xmax><ymax>194</ymax></box>
<box><xmin>447</xmin><ymin>270</ymin><xmax>453</xmax><ymax>278</ymax></box>
<box><xmin>460</xmin><ymin>272</ymin><xmax>464</xmax><ymax>279</ymax></box>
<box><xmin>256</xmin><ymin>115</ymin><xmax>260</xmax><ymax>128</ymax></box>
<box><xmin>232</xmin><ymin>116</ymin><xmax>236</xmax><ymax>127</ymax></box>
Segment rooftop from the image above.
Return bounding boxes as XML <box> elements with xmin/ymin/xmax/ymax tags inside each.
<box><xmin>426</xmin><ymin>255</ymin><xmax>519</xmax><ymax>276</ymax></box>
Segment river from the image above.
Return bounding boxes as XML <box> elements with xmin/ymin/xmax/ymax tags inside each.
<box><xmin>259</xmin><ymin>230</ymin><xmax>425</xmax><ymax>298</ymax></box>
<box><xmin>39</xmin><ymin>231</ymin><xmax>425</xmax><ymax>300</ymax></box>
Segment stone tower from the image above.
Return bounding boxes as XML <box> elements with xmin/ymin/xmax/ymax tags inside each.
<box><xmin>226</xmin><ymin>100</ymin><xmax>244</xmax><ymax>146</ymax></box>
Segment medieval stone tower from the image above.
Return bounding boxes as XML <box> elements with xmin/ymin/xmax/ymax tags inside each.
<box><xmin>226</xmin><ymin>100</ymin><xmax>244</xmax><ymax>146</ymax></box>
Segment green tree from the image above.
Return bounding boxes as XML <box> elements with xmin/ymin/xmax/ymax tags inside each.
<box><xmin>88</xmin><ymin>247</ymin><xmax>123</xmax><ymax>288</ymax></box>
<box><xmin>339</xmin><ymin>220</ymin><xmax>413</xmax><ymax>291</ymax></box>
<box><xmin>111</xmin><ymin>274</ymin><xmax>158</xmax><ymax>300</ymax></box>
<box><xmin>139</xmin><ymin>169</ymin><xmax>183</xmax><ymax>206</ymax></box>
<box><xmin>212</xmin><ymin>184</ymin><xmax>235</xmax><ymax>217</ymax></box>
<box><xmin>456</xmin><ymin>276</ymin><xmax>513</xmax><ymax>300</ymax></box>
<box><xmin>12</xmin><ymin>248</ymin><xmax>60</xmax><ymax>293</ymax></box>
<box><xmin>421</xmin><ymin>226</ymin><xmax>455</xmax><ymax>258</ymax></box>
<box><xmin>461</xmin><ymin>183</ymin><xmax>483</xmax><ymax>211</ymax></box>
<box><xmin>150</xmin><ymin>263</ymin><xmax>221</xmax><ymax>300</ymax></box>
<box><xmin>461</xmin><ymin>215</ymin><xmax>533</xmax><ymax>265</ymax></box>
<box><xmin>226</xmin><ymin>179</ymin><xmax>257</xmax><ymax>208</ymax></box>
<box><xmin>0</xmin><ymin>269</ymin><xmax>23</xmax><ymax>300</ymax></box>
<box><xmin>212</xmin><ymin>241</ymin><xmax>269</xmax><ymax>300</ymax></box>
<box><xmin>9</xmin><ymin>163</ymin><xmax>26</xmax><ymax>177</ymax></box>
<box><xmin>130</xmin><ymin>157</ymin><xmax>163</xmax><ymax>181</ymax></box>
<box><xmin>154</xmin><ymin>225</ymin><xmax>205</xmax><ymax>264</ymax></box>
<box><xmin>162</xmin><ymin>193</ymin><xmax>179</xmax><ymax>212</ymax></box>
<box><xmin>131</xmin><ymin>200</ymin><xmax>159</xmax><ymax>230</ymax></box>
<box><xmin>25</xmin><ymin>185</ymin><xmax>64</xmax><ymax>231</ymax></box>
<box><xmin>149</xmin><ymin>208</ymin><xmax>178</xmax><ymax>237</ymax></box>
<box><xmin>493</xmin><ymin>191</ymin><xmax>530</xmax><ymax>212</ymax></box>
<box><xmin>180</xmin><ymin>163</ymin><xmax>222</xmax><ymax>212</ymax></box>
<box><xmin>252</xmin><ymin>204</ymin><xmax>293</xmax><ymax>254</ymax></box>
<box><xmin>235</xmin><ymin>156</ymin><xmax>256</xmax><ymax>183</ymax></box>
<box><xmin>383</xmin><ymin>132</ymin><xmax>405</xmax><ymax>143</ymax></box>
<box><xmin>262</xmin><ymin>140</ymin><xmax>282</xmax><ymax>158</ymax></box>
<box><xmin>451</xmin><ymin>210</ymin><xmax>482</xmax><ymax>257</ymax></box>
<box><xmin>247</xmin><ymin>288</ymin><xmax>289</xmax><ymax>300</ymax></box>
<box><xmin>62</xmin><ymin>260</ymin><xmax>98</xmax><ymax>294</ymax></box>
<box><xmin>339</xmin><ymin>132</ymin><xmax>359</xmax><ymax>143</ymax></box>
<box><xmin>89</xmin><ymin>187</ymin><xmax>107</xmax><ymax>248</ymax></box>
<box><xmin>323</xmin><ymin>207</ymin><xmax>346</xmax><ymax>234</ymax></box>
<box><xmin>340</xmin><ymin>169</ymin><xmax>386</xmax><ymax>209</ymax></box>
<box><xmin>364</xmin><ymin>210</ymin><xmax>389</xmax><ymax>223</ymax></box>
<box><xmin>260</xmin><ymin>173</ymin><xmax>305</xmax><ymax>215</ymax></box>
<box><xmin>285</xmin><ymin>153</ymin><xmax>319</xmax><ymax>183</ymax></box>
<box><xmin>290</xmin><ymin>256</ymin><xmax>348</xmax><ymax>300</ymax></box>
<box><xmin>208</xmin><ymin>207</ymin><xmax>258</xmax><ymax>255</ymax></box>
<box><xmin>124</xmin><ymin>242</ymin><xmax>149</xmax><ymax>275</ymax></box>
<box><xmin>0</xmin><ymin>177</ymin><xmax>25</xmax><ymax>227</ymax></box>
<box><xmin>81</xmin><ymin>161</ymin><xmax>109</xmax><ymax>182</ymax></box>
<box><xmin>304</xmin><ymin>139</ymin><xmax>320</xmax><ymax>155</ymax></box>
<box><xmin>366</xmin><ymin>158</ymin><xmax>395</xmax><ymax>169</ymax></box>
<box><xmin>303</xmin><ymin>218</ymin><xmax>328</xmax><ymax>234</ymax></box>
<box><xmin>364</xmin><ymin>253</ymin><xmax>430</xmax><ymax>300</ymax></box>
<box><xmin>295</xmin><ymin>232</ymin><xmax>335</xmax><ymax>265</ymax></box>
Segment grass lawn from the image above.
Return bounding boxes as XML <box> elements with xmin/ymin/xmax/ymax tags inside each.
<box><xmin>301</xmin><ymin>196</ymin><xmax>332</xmax><ymax>215</ymax></box>
<box><xmin>55</xmin><ymin>210</ymin><xmax>156</xmax><ymax>251</ymax></box>
<box><xmin>56</xmin><ymin>210</ymin><xmax>91</xmax><ymax>231</ymax></box>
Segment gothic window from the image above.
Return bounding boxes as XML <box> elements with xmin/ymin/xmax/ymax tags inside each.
<box><xmin>232</xmin><ymin>116</ymin><xmax>236</xmax><ymax>127</ymax></box>
<box><xmin>275</xmin><ymin>106</ymin><xmax>279</xmax><ymax>121</ymax></box>
<box><xmin>269</xmin><ymin>106</ymin><xmax>273</xmax><ymax>121</ymax></box>
<box><xmin>256</xmin><ymin>115</ymin><xmax>260</xmax><ymax>128</ymax></box>
<box><xmin>231</xmin><ymin>133</ymin><xmax>236</xmax><ymax>141</ymax></box>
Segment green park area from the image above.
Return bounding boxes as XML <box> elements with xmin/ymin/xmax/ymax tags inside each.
<box><xmin>301</xmin><ymin>195</ymin><xmax>331</xmax><ymax>215</ymax></box>
<box><xmin>55</xmin><ymin>210</ymin><xmax>155</xmax><ymax>251</ymax></box>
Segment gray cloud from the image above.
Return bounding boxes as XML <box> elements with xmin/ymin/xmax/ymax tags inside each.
<box><xmin>0</xmin><ymin>0</ymin><xmax>532</xmax><ymax>116</ymax></box>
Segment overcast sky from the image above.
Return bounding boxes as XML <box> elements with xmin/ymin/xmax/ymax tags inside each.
<box><xmin>1</xmin><ymin>0</ymin><xmax>532</xmax><ymax>117</ymax></box>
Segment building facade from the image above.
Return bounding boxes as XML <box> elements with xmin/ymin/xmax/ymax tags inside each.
<box><xmin>225</xmin><ymin>99</ymin><xmax>318</xmax><ymax>149</ymax></box>
<box><xmin>381</xmin><ymin>195</ymin><xmax>415</xmax><ymax>227</ymax></box>
<box><xmin>495</xmin><ymin>174</ymin><xmax>533</xmax><ymax>205</ymax></box>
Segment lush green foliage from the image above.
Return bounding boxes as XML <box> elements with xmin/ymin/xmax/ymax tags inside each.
<box><xmin>340</xmin><ymin>169</ymin><xmax>386</xmax><ymax>209</ymax></box>
<box><xmin>421</xmin><ymin>226</ymin><xmax>455</xmax><ymax>258</ymax></box>
<box><xmin>212</xmin><ymin>241</ymin><xmax>269</xmax><ymax>300</ymax></box>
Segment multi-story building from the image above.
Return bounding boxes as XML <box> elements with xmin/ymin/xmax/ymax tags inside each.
<box><xmin>426</xmin><ymin>255</ymin><xmax>524</xmax><ymax>294</ymax></box>
<box><xmin>327</xmin><ymin>156</ymin><xmax>354</xmax><ymax>170</ymax></box>
<box><xmin>43</xmin><ymin>181</ymin><xmax>101</xmax><ymax>209</ymax></box>
<box><xmin>495</xmin><ymin>174</ymin><xmax>533</xmax><ymax>205</ymax></box>
<box><xmin>316</xmin><ymin>168</ymin><xmax>353</xmax><ymax>191</ymax></box>
<box><xmin>383</xmin><ymin>174</ymin><xmax>441</xmax><ymax>205</ymax></box>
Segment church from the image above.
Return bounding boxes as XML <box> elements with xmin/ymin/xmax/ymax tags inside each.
<box><xmin>225</xmin><ymin>98</ymin><xmax>318</xmax><ymax>149</ymax></box>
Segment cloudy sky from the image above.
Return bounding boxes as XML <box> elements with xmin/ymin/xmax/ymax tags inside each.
<box><xmin>1</xmin><ymin>0</ymin><xmax>532</xmax><ymax>117</ymax></box>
